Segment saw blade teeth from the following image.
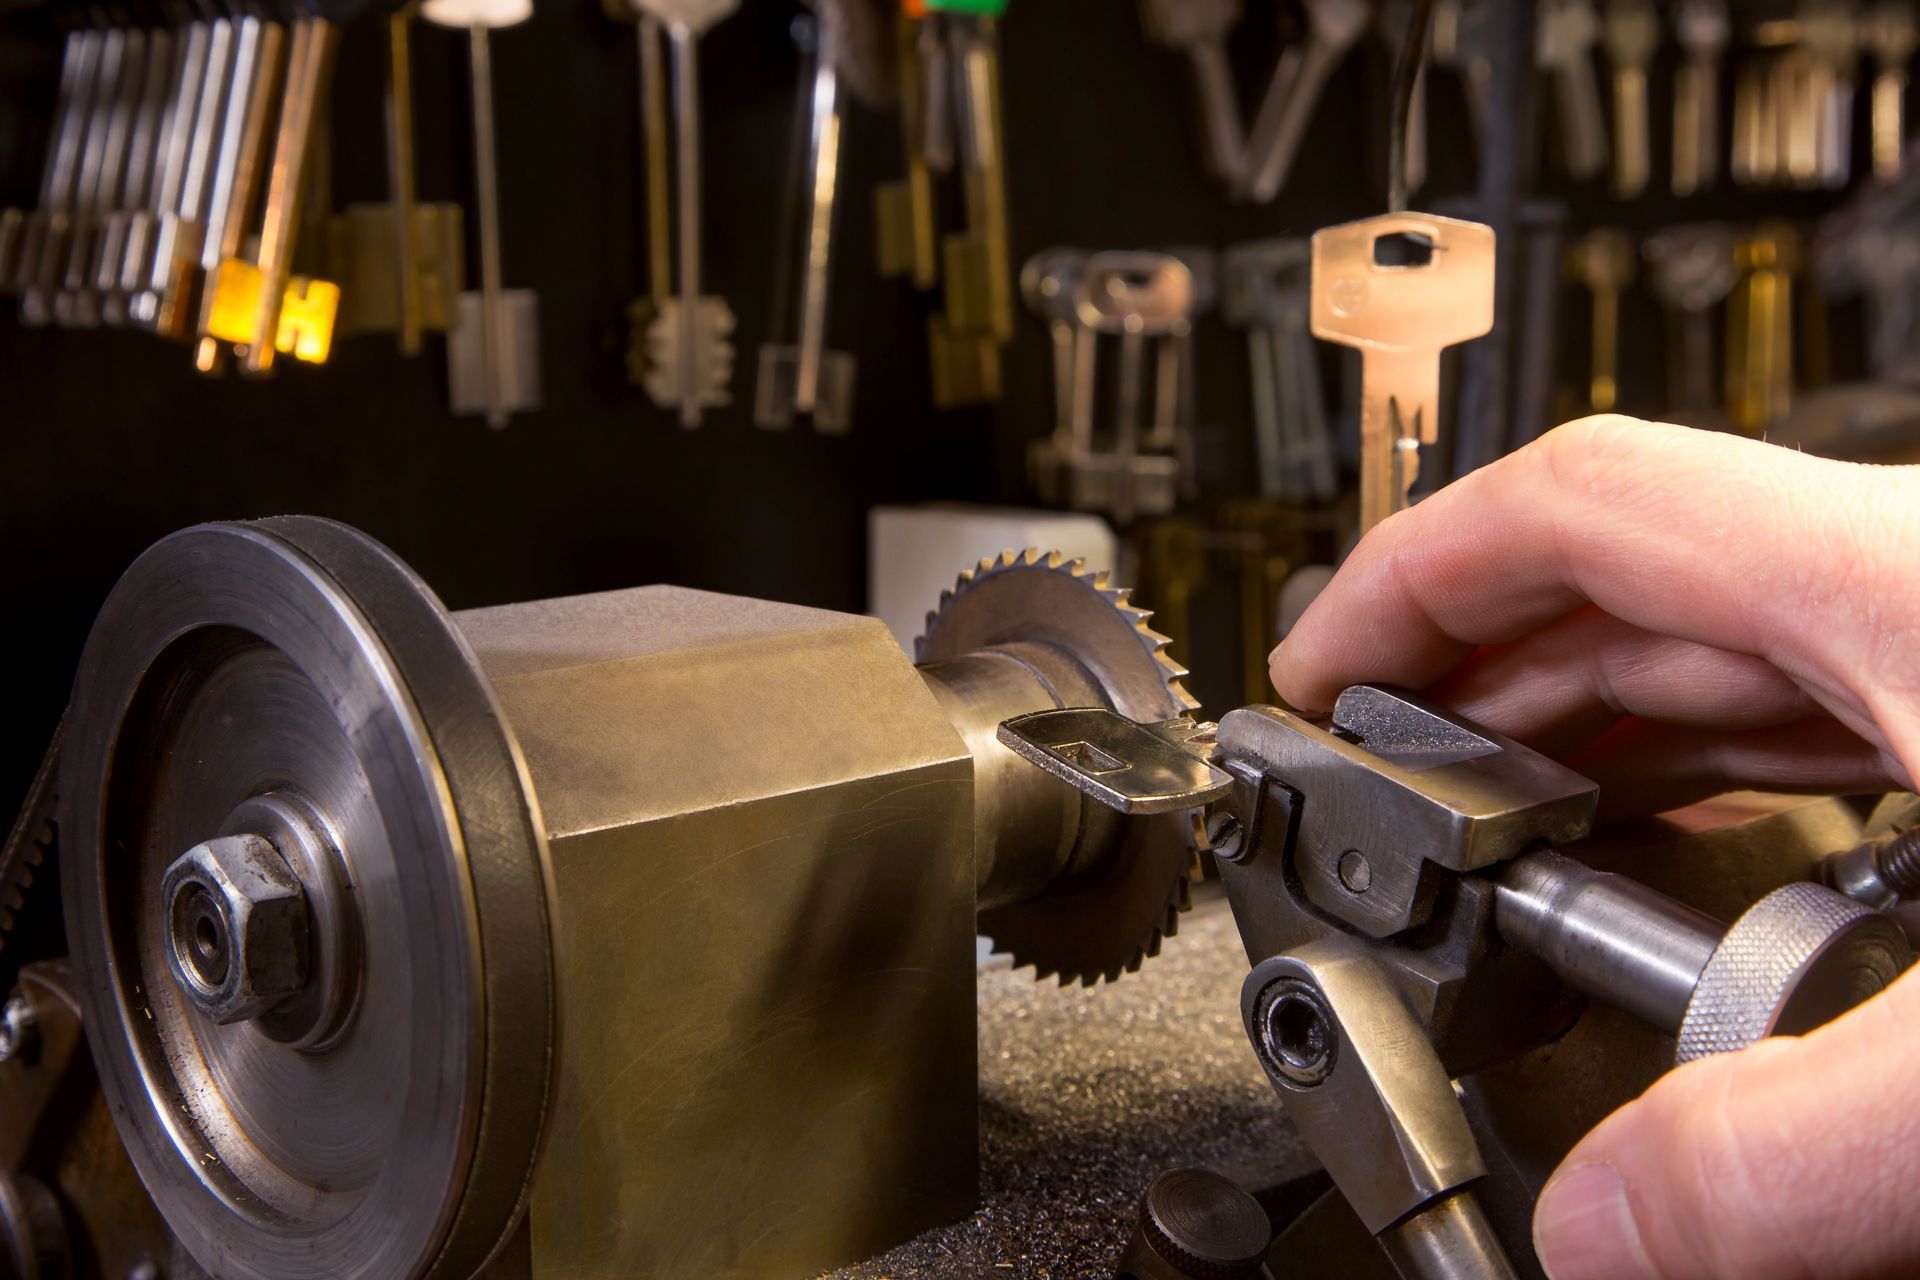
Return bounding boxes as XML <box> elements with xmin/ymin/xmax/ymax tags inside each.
<box><xmin>919</xmin><ymin>548</ymin><xmax>1202</xmax><ymax>986</ymax></box>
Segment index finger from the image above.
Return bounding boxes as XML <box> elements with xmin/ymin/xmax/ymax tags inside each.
<box><xmin>1269</xmin><ymin>417</ymin><xmax>1915</xmax><ymax>739</ymax></box>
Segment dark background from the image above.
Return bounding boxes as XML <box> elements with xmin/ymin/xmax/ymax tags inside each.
<box><xmin>0</xmin><ymin>0</ymin><xmax>1870</xmax><ymax>826</ymax></box>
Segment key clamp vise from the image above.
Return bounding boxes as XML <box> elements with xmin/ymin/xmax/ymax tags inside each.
<box><xmin>1000</xmin><ymin>686</ymin><xmax>1914</xmax><ymax>1278</ymax></box>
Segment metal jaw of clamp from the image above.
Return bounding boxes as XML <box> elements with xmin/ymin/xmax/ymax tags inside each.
<box><xmin>1001</xmin><ymin>686</ymin><xmax>1913</xmax><ymax>1278</ymax></box>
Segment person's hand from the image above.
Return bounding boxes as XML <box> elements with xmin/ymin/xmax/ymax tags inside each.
<box><xmin>1268</xmin><ymin>416</ymin><xmax>1920</xmax><ymax>1280</ymax></box>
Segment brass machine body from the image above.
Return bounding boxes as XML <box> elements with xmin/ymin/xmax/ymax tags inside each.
<box><xmin>470</xmin><ymin>586</ymin><xmax>982</xmax><ymax>1277</ymax></box>
<box><xmin>53</xmin><ymin>522</ymin><xmax>1196</xmax><ymax>1280</ymax></box>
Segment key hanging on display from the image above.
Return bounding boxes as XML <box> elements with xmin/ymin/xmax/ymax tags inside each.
<box><xmin>755</xmin><ymin>0</ymin><xmax>859</xmax><ymax>433</ymax></box>
<box><xmin>422</xmin><ymin>0</ymin><xmax>543</xmax><ymax>428</ymax></box>
<box><xmin>610</xmin><ymin>0</ymin><xmax>739</xmax><ymax>427</ymax></box>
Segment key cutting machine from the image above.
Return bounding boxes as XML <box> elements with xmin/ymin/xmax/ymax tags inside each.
<box><xmin>2</xmin><ymin>517</ymin><xmax>1210</xmax><ymax>1280</ymax></box>
<box><xmin>10</xmin><ymin>517</ymin><xmax>1919</xmax><ymax>1280</ymax></box>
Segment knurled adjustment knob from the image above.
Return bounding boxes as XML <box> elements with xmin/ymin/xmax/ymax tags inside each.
<box><xmin>1676</xmin><ymin>881</ymin><xmax>1912</xmax><ymax>1064</ymax></box>
<box><xmin>1115</xmin><ymin>1168</ymin><xmax>1272</xmax><ymax>1280</ymax></box>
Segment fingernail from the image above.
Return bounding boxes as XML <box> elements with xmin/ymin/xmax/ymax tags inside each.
<box><xmin>1533</xmin><ymin>1164</ymin><xmax>1655</xmax><ymax>1280</ymax></box>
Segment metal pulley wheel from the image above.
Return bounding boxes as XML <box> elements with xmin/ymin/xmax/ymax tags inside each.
<box><xmin>59</xmin><ymin>518</ymin><xmax>556</xmax><ymax>1280</ymax></box>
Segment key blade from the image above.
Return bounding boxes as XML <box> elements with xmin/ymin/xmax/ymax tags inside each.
<box><xmin>1358</xmin><ymin>346</ymin><xmax>1443</xmax><ymax>530</ymax></box>
<box><xmin>997</xmin><ymin>708</ymin><xmax>1232</xmax><ymax>816</ymax></box>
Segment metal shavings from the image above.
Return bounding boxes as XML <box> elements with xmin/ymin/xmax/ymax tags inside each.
<box><xmin>824</xmin><ymin>893</ymin><xmax>1310</xmax><ymax>1279</ymax></box>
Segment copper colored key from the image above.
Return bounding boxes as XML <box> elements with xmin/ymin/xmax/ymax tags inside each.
<box><xmin>1310</xmin><ymin>212</ymin><xmax>1495</xmax><ymax>535</ymax></box>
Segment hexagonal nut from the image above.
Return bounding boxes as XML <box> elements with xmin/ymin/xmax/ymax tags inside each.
<box><xmin>161</xmin><ymin>834</ymin><xmax>311</xmax><ymax>1025</ymax></box>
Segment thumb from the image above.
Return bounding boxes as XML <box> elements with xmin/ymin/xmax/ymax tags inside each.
<box><xmin>1532</xmin><ymin>966</ymin><xmax>1920</xmax><ymax>1280</ymax></box>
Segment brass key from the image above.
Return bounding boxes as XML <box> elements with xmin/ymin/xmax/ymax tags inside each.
<box><xmin>194</xmin><ymin>15</ymin><xmax>286</xmax><ymax>372</ymax></box>
<box><xmin>324</xmin><ymin>7</ymin><xmax>465</xmax><ymax>350</ymax></box>
<box><xmin>874</xmin><ymin>3</ymin><xmax>939</xmax><ymax>288</ymax></box>
<box><xmin>387</xmin><ymin>6</ymin><xmax>427</xmax><ymax>352</ymax></box>
<box><xmin>1672</xmin><ymin>0</ymin><xmax>1728</xmax><ymax>195</ymax></box>
<box><xmin>1311</xmin><ymin>213</ymin><xmax>1496</xmax><ymax>535</ymax></box>
<box><xmin>1602</xmin><ymin>0</ymin><xmax>1659</xmax><ymax>198</ymax></box>
<box><xmin>1221</xmin><ymin>501</ymin><xmax>1314</xmax><ymax>707</ymax></box>
<box><xmin>877</xmin><ymin>2</ymin><xmax>1013</xmax><ymax>408</ymax></box>
<box><xmin>204</xmin><ymin>16</ymin><xmax>340</xmax><ymax>374</ymax></box>
<box><xmin>139</xmin><ymin>18</ymin><xmax>238</xmax><ymax>339</ymax></box>
<box><xmin>1726</xmin><ymin>222</ymin><xmax>1799</xmax><ymax>434</ymax></box>
<box><xmin>1865</xmin><ymin>3</ymin><xmax>1918</xmax><ymax>178</ymax></box>
<box><xmin>940</xmin><ymin>12</ymin><xmax>1012</xmax><ymax>345</ymax></box>
<box><xmin>1568</xmin><ymin>228</ymin><xmax>1634</xmax><ymax>413</ymax></box>
<box><xmin>1732</xmin><ymin>50</ymin><xmax>1767</xmax><ymax>185</ymax></box>
<box><xmin>608</xmin><ymin>0</ymin><xmax>671</xmax><ymax>381</ymax></box>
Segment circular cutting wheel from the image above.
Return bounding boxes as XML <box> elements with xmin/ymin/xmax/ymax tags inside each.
<box><xmin>918</xmin><ymin>549</ymin><xmax>1205</xmax><ymax>985</ymax></box>
<box><xmin>60</xmin><ymin>518</ymin><xmax>555</xmax><ymax>1280</ymax></box>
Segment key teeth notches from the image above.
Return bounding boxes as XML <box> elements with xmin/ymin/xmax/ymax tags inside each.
<box><xmin>916</xmin><ymin>547</ymin><xmax>1198</xmax><ymax>712</ymax></box>
<box><xmin>635</xmin><ymin>298</ymin><xmax>738</xmax><ymax>410</ymax></box>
